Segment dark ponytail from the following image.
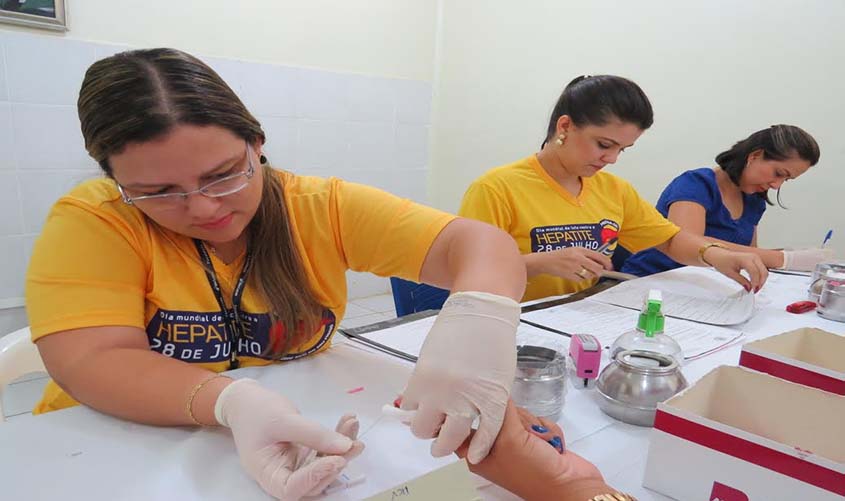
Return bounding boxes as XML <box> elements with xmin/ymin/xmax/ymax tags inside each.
<box><xmin>715</xmin><ymin>124</ymin><xmax>820</xmax><ymax>206</ymax></box>
<box><xmin>542</xmin><ymin>75</ymin><xmax>653</xmax><ymax>148</ymax></box>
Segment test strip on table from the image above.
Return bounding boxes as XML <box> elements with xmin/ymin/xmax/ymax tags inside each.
<box><xmin>324</xmin><ymin>464</ymin><xmax>367</xmax><ymax>494</ymax></box>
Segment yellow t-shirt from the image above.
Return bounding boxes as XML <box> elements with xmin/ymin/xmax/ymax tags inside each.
<box><xmin>26</xmin><ymin>170</ymin><xmax>455</xmax><ymax>413</ymax></box>
<box><xmin>459</xmin><ymin>155</ymin><xmax>679</xmax><ymax>301</ymax></box>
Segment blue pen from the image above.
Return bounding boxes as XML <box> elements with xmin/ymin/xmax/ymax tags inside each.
<box><xmin>822</xmin><ymin>230</ymin><xmax>833</xmax><ymax>248</ymax></box>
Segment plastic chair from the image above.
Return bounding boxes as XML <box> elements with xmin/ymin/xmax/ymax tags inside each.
<box><xmin>0</xmin><ymin>327</ymin><xmax>46</xmax><ymax>422</ymax></box>
<box><xmin>389</xmin><ymin>277</ymin><xmax>449</xmax><ymax>317</ymax></box>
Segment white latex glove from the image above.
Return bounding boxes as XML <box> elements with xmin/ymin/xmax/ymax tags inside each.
<box><xmin>781</xmin><ymin>248</ymin><xmax>835</xmax><ymax>272</ymax></box>
<box><xmin>215</xmin><ymin>378</ymin><xmax>364</xmax><ymax>500</ymax></box>
<box><xmin>294</xmin><ymin>413</ymin><xmax>365</xmax><ymax>497</ymax></box>
<box><xmin>400</xmin><ymin>291</ymin><xmax>520</xmax><ymax>464</ymax></box>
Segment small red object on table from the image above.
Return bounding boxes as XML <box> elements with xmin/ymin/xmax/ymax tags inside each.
<box><xmin>786</xmin><ymin>301</ymin><xmax>816</xmax><ymax>314</ymax></box>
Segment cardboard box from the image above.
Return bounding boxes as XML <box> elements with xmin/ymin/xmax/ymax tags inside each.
<box><xmin>644</xmin><ymin>366</ymin><xmax>845</xmax><ymax>500</ymax></box>
<box><xmin>739</xmin><ymin>328</ymin><xmax>845</xmax><ymax>395</ymax></box>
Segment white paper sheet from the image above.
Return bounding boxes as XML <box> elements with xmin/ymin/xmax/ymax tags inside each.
<box><xmin>345</xmin><ymin>296</ymin><xmax>743</xmax><ymax>362</ymax></box>
<box><xmin>521</xmin><ymin>300</ymin><xmax>744</xmax><ymax>359</ymax></box>
<box><xmin>348</xmin><ymin>316</ymin><xmax>565</xmax><ymax>360</ymax></box>
<box><xmin>589</xmin><ymin>267</ymin><xmax>756</xmax><ymax>325</ymax></box>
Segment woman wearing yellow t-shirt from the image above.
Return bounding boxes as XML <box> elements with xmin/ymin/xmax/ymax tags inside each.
<box><xmin>26</xmin><ymin>49</ymin><xmax>526</xmax><ymax>500</ymax></box>
<box><xmin>459</xmin><ymin>75</ymin><xmax>768</xmax><ymax>301</ymax></box>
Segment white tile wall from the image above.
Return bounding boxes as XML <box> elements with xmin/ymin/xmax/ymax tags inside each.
<box><xmin>203</xmin><ymin>57</ymin><xmax>300</xmax><ymax>120</ymax></box>
<box><xmin>0</xmin><ymin>235</ymin><xmax>26</xmax><ymax>299</ymax></box>
<box><xmin>296</xmin><ymin>119</ymin><xmax>348</xmax><ymax>170</ymax></box>
<box><xmin>12</xmin><ymin>104</ymin><xmax>93</xmax><ymax>172</ymax></box>
<box><xmin>0</xmin><ymin>30</ymin><xmax>434</xmax><ymax>330</ymax></box>
<box><xmin>0</xmin><ymin>34</ymin><xmax>7</xmax><ymax>102</ymax></box>
<box><xmin>0</xmin><ymin>170</ymin><xmax>23</xmax><ymax>235</ymax></box>
<box><xmin>346</xmin><ymin>121</ymin><xmax>396</xmax><ymax>170</ymax></box>
<box><xmin>4</xmin><ymin>35</ymin><xmax>98</xmax><ymax>105</ymax></box>
<box><xmin>0</xmin><ymin>102</ymin><xmax>14</xmax><ymax>170</ymax></box>
<box><xmin>394</xmin><ymin>79</ymin><xmax>433</xmax><ymax>125</ymax></box>
<box><xmin>295</xmin><ymin>69</ymin><xmax>351</xmax><ymax>121</ymax></box>
<box><xmin>346</xmin><ymin>75</ymin><xmax>396</xmax><ymax>123</ymax></box>
<box><xmin>395</xmin><ymin>124</ymin><xmax>430</xmax><ymax>169</ymax></box>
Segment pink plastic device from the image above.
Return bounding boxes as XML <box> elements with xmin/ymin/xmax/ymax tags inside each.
<box><xmin>569</xmin><ymin>334</ymin><xmax>602</xmax><ymax>387</ymax></box>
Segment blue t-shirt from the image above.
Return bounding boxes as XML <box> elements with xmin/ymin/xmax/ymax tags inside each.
<box><xmin>622</xmin><ymin>168</ymin><xmax>767</xmax><ymax>276</ymax></box>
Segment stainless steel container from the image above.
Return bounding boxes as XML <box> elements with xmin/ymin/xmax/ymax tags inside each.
<box><xmin>808</xmin><ymin>262</ymin><xmax>845</xmax><ymax>302</ymax></box>
<box><xmin>595</xmin><ymin>350</ymin><xmax>688</xmax><ymax>427</ymax></box>
<box><xmin>512</xmin><ymin>345</ymin><xmax>567</xmax><ymax>422</ymax></box>
<box><xmin>817</xmin><ymin>270</ymin><xmax>845</xmax><ymax>322</ymax></box>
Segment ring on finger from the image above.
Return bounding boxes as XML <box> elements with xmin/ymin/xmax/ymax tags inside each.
<box><xmin>577</xmin><ymin>267</ymin><xmax>590</xmax><ymax>279</ymax></box>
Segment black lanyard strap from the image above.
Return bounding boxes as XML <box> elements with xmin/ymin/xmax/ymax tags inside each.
<box><xmin>194</xmin><ymin>239</ymin><xmax>254</xmax><ymax>369</ymax></box>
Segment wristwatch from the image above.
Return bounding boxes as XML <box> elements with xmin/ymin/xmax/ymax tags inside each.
<box><xmin>588</xmin><ymin>494</ymin><xmax>637</xmax><ymax>501</ymax></box>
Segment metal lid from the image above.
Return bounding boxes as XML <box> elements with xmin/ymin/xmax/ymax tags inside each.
<box><xmin>823</xmin><ymin>270</ymin><xmax>845</xmax><ymax>281</ymax></box>
<box><xmin>516</xmin><ymin>345</ymin><xmax>564</xmax><ymax>368</ymax></box>
<box><xmin>615</xmin><ymin>350</ymin><xmax>679</xmax><ymax>375</ymax></box>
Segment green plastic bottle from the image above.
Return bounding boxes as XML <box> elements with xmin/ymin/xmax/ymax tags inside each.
<box><xmin>610</xmin><ymin>289</ymin><xmax>683</xmax><ymax>365</ymax></box>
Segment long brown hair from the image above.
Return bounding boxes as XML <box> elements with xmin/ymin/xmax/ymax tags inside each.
<box><xmin>77</xmin><ymin>48</ymin><xmax>321</xmax><ymax>357</ymax></box>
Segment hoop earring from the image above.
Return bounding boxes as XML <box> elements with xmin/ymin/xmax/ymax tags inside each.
<box><xmin>554</xmin><ymin>134</ymin><xmax>567</xmax><ymax>146</ymax></box>
<box><xmin>776</xmin><ymin>185</ymin><xmax>788</xmax><ymax>209</ymax></box>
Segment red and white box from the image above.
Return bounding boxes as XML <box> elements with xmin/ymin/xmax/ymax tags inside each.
<box><xmin>644</xmin><ymin>366</ymin><xmax>845</xmax><ymax>500</ymax></box>
<box><xmin>739</xmin><ymin>327</ymin><xmax>845</xmax><ymax>395</ymax></box>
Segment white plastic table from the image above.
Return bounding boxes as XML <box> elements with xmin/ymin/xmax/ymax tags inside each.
<box><xmin>1</xmin><ymin>268</ymin><xmax>841</xmax><ymax>500</ymax></box>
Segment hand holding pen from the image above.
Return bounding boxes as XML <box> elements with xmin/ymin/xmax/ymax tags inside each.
<box><xmin>530</xmin><ymin>237</ymin><xmax>617</xmax><ymax>282</ymax></box>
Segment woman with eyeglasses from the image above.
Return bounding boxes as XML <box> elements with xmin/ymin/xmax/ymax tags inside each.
<box><xmin>26</xmin><ymin>48</ymin><xmax>526</xmax><ymax>500</ymax></box>
<box><xmin>459</xmin><ymin>75</ymin><xmax>769</xmax><ymax>302</ymax></box>
<box><xmin>622</xmin><ymin>125</ymin><xmax>829</xmax><ymax>276</ymax></box>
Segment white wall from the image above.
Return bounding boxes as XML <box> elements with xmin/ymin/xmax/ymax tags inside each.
<box><xmin>0</xmin><ymin>0</ymin><xmax>436</xmax><ymax>81</ymax></box>
<box><xmin>429</xmin><ymin>0</ymin><xmax>845</xmax><ymax>256</ymax></box>
<box><xmin>0</xmin><ymin>1</ymin><xmax>438</xmax><ymax>333</ymax></box>
<box><xmin>5</xmin><ymin>0</ymin><xmax>845</xmax><ymax>335</ymax></box>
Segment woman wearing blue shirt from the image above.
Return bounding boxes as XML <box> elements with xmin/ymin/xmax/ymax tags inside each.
<box><xmin>623</xmin><ymin>125</ymin><xmax>828</xmax><ymax>276</ymax></box>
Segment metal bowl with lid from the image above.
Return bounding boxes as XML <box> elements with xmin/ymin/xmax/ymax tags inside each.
<box><xmin>512</xmin><ymin>345</ymin><xmax>567</xmax><ymax>421</ymax></box>
<box><xmin>808</xmin><ymin>262</ymin><xmax>845</xmax><ymax>303</ymax></box>
<box><xmin>818</xmin><ymin>270</ymin><xmax>845</xmax><ymax>322</ymax></box>
<box><xmin>595</xmin><ymin>350</ymin><xmax>688</xmax><ymax>427</ymax></box>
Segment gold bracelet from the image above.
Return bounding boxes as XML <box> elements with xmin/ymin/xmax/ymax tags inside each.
<box><xmin>588</xmin><ymin>494</ymin><xmax>638</xmax><ymax>501</ymax></box>
<box><xmin>698</xmin><ymin>242</ymin><xmax>727</xmax><ymax>266</ymax></box>
<box><xmin>186</xmin><ymin>374</ymin><xmax>225</xmax><ymax>426</ymax></box>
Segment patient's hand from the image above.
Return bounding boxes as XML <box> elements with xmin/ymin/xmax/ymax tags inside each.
<box><xmin>515</xmin><ymin>404</ymin><xmax>567</xmax><ymax>454</ymax></box>
<box><xmin>456</xmin><ymin>400</ymin><xmax>603</xmax><ymax>500</ymax></box>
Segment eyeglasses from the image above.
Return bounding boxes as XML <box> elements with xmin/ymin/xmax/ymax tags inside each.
<box><xmin>116</xmin><ymin>140</ymin><xmax>256</xmax><ymax>209</ymax></box>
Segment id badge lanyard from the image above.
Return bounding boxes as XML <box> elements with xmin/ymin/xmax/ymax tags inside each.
<box><xmin>194</xmin><ymin>239</ymin><xmax>255</xmax><ymax>370</ymax></box>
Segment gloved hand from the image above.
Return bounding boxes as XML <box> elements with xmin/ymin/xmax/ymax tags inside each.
<box><xmin>401</xmin><ymin>291</ymin><xmax>520</xmax><ymax>464</ymax></box>
<box><xmin>215</xmin><ymin>378</ymin><xmax>364</xmax><ymax>500</ymax></box>
<box><xmin>295</xmin><ymin>413</ymin><xmax>365</xmax><ymax>471</ymax></box>
<box><xmin>781</xmin><ymin>248</ymin><xmax>835</xmax><ymax>272</ymax></box>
